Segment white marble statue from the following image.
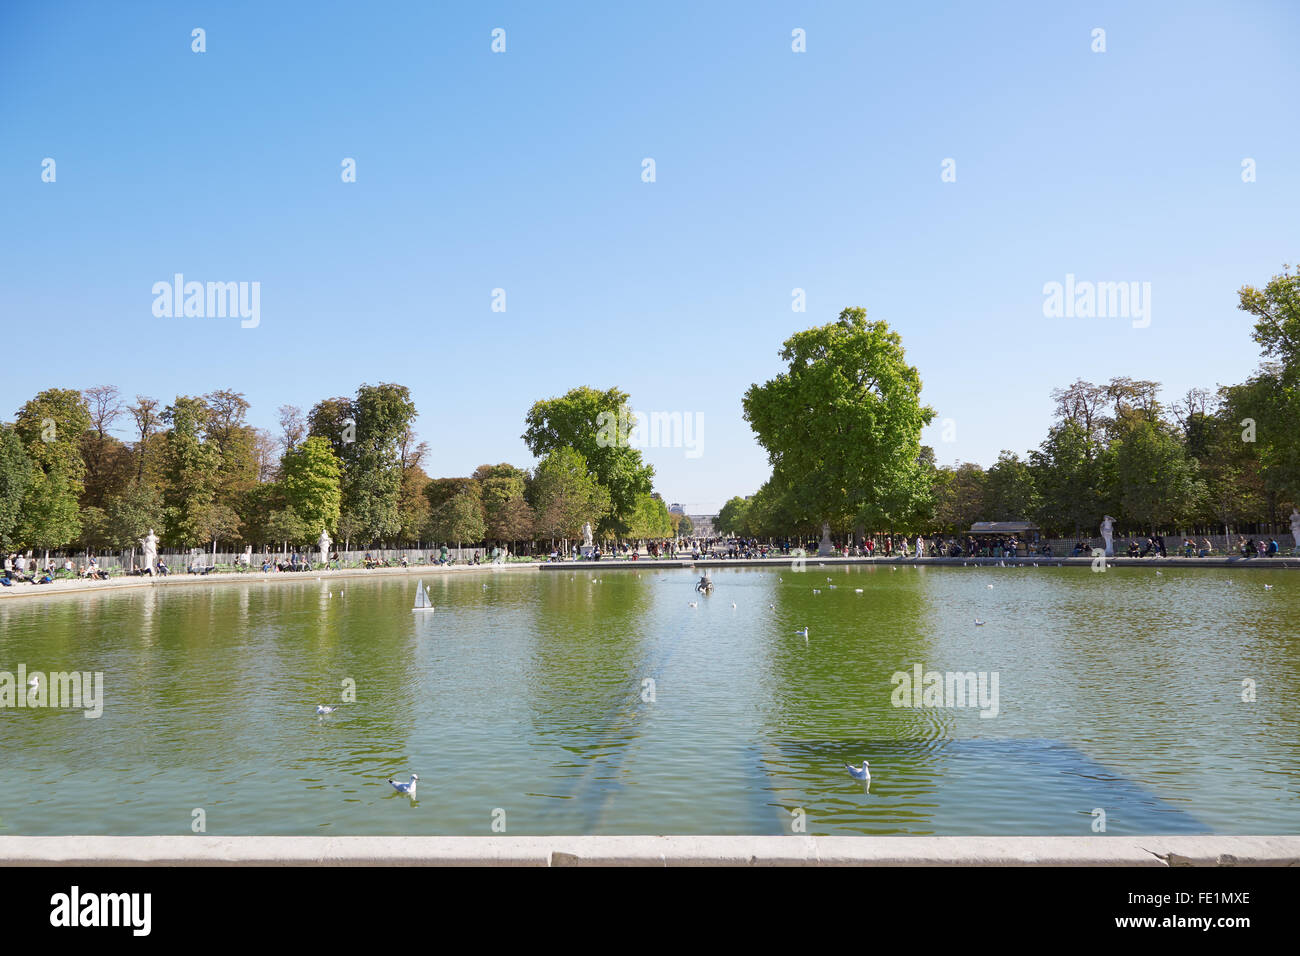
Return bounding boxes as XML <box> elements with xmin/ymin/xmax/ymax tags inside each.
<box><xmin>818</xmin><ymin>522</ymin><xmax>834</xmax><ymax>557</ymax></box>
<box><xmin>318</xmin><ymin>529</ymin><xmax>332</xmax><ymax>567</ymax></box>
<box><xmin>1100</xmin><ymin>515</ymin><xmax>1115</xmax><ymax>557</ymax></box>
<box><xmin>582</xmin><ymin>522</ymin><xmax>594</xmax><ymax>548</ymax></box>
<box><xmin>243</xmin><ymin>545</ymin><xmax>253</xmax><ymax>567</ymax></box>
<box><xmin>1290</xmin><ymin>509</ymin><xmax>1300</xmax><ymax>553</ymax></box>
<box><xmin>140</xmin><ymin>528</ymin><xmax>159</xmax><ymax>575</ymax></box>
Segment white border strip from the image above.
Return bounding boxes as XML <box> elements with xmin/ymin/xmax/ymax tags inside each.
<box><xmin>1</xmin><ymin>835</ymin><xmax>1297</xmax><ymax>866</ymax></box>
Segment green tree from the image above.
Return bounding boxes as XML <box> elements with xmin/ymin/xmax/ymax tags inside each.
<box><xmin>982</xmin><ymin>451</ymin><xmax>1040</xmax><ymax>521</ymax></box>
<box><xmin>104</xmin><ymin>480</ymin><xmax>165</xmax><ymax>554</ymax></box>
<box><xmin>1112</xmin><ymin>420</ymin><xmax>1205</xmax><ymax>532</ymax></box>
<box><xmin>527</xmin><ymin>447</ymin><xmax>611</xmax><ymax>545</ymax></box>
<box><xmin>930</xmin><ymin>463</ymin><xmax>986</xmax><ymax>535</ymax></box>
<box><xmin>1029</xmin><ymin>421</ymin><xmax>1103</xmax><ymax>536</ymax></box>
<box><xmin>310</xmin><ymin>384</ymin><xmax>416</xmax><ymax>544</ymax></box>
<box><xmin>160</xmin><ymin>395</ymin><xmax>220</xmax><ymax>546</ymax></box>
<box><xmin>477</xmin><ymin>466</ymin><xmax>534</xmax><ymax>546</ymax></box>
<box><xmin>15</xmin><ymin>388</ymin><xmax>92</xmax><ymax>553</ymax></box>
<box><xmin>279</xmin><ymin>436</ymin><xmax>343</xmax><ymax>538</ymax></box>
<box><xmin>427</xmin><ymin>485</ymin><xmax>486</xmax><ymax>548</ymax></box>
<box><xmin>522</xmin><ymin>386</ymin><xmax>654</xmax><ymax>537</ymax></box>
<box><xmin>0</xmin><ymin>424</ymin><xmax>33</xmax><ymax>552</ymax></box>
<box><xmin>742</xmin><ymin>308</ymin><xmax>934</xmax><ymax>533</ymax></box>
<box><xmin>716</xmin><ymin>496</ymin><xmax>751</xmax><ymax>536</ymax></box>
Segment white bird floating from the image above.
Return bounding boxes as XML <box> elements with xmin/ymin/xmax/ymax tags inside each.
<box><xmin>688</xmin><ymin>601</ymin><xmax>698</xmax><ymax>608</ymax></box>
<box><xmin>828</xmin><ymin>584</ymin><xmax>837</xmax><ymax>589</ymax></box>
<box><xmin>845</xmin><ymin>760</ymin><xmax>871</xmax><ymax>785</ymax></box>
<box><xmin>731</xmin><ymin>602</ymin><xmax>737</xmax><ymax>609</ymax></box>
<box><xmin>987</xmin><ymin>584</ymin><xmax>994</xmax><ymax>589</ymax></box>
<box><xmin>1264</xmin><ymin>584</ymin><xmax>1274</xmax><ymax>591</ymax></box>
<box><xmin>974</xmin><ymin>619</ymin><xmax>985</xmax><ymax>626</ymax></box>
<box><xmin>855</xmin><ymin>588</ymin><xmax>864</xmax><ymax>593</ymax></box>
<box><xmin>827</xmin><ymin>577</ymin><xmax>833</xmax><ymax>582</ymax></box>
<box><xmin>769</xmin><ymin>603</ymin><xmax>776</xmax><ymax>609</ymax></box>
<box><xmin>1155</xmin><ymin>571</ymin><xmax>1163</xmax><ymax>576</ymax></box>
<box><xmin>795</xmin><ymin>627</ymin><xmax>809</xmax><ymax>642</ymax></box>
<box><xmin>28</xmin><ymin>675</ymin><xmax>39</xmax><ymax>690</ymax></box>
<box><xmin>316</xmin><ymin>704</ymin><xmax>338</xmax><ymax>715</ymax></box>
<box><xmin>388</xmin><ymin>774</ymin><xmax>418</xmax><ymax>797</ymax></box>
<box><xmin>812</xmin><ymin>589</ymin><xmax>821</xmax><ymax>594</ymax></box>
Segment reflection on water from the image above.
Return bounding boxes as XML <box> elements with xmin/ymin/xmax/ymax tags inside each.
<box><xmin>0</xmin><ymin>565</ymin><xmax>1296</xmax><ymax>835</ymax></box>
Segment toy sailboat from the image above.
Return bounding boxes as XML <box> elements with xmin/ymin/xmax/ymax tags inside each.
<box><xmin>413</xmin><ymin>580</ymin><xmax>434</xmax><ymax>612</ymax></box>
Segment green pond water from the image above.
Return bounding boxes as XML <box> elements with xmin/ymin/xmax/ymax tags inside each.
<box><xmin>0</xmin><ymin>564</ymin><xmax>1296</xmax><ymax>836</ymax></box>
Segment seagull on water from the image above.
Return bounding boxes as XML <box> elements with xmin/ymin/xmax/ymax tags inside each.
<box><xmin>812</xmin><ymin>588</ymin><xmax>821</xmax><ymax>594</ymax></box>
<box><xmin>688</xmin><ymin>601</ymin><xmax>698</xmax><ymax>608</ymax></box>
<box><xmin>316</xmin><ymin>704</ymin><xmax>338</xmax><ymax>715</ymax></box>
<box><xmin>987</xmin><ymin>584</ymin><xmax>994</xmax><ymax>589</ymax></box>
<box><xmin>1264</xmin><ymin>584</ymin><xmax>1274</xmax><ymax>591</ymax></box>
<box><xmin>388</xmin><ymin>773</ymin><xmax>418</xmax><ymax>797</ymax></box>
<box><xmin>731</xmin><ymin>602</ymin><xmax>737</xmax><ymax>609</ymax></box>
<box><xmin>28</xmin><ymin>674</ymin><xmax>39</xmax><ymax>690</ymax></box>
<box><xmin>855</xmin><ymin>588</ymin><xmax>864</xmax><ymax>593</ymax></box>
<box><xmin>845</xmin><ymin>760</ymin><xmax>870</xmax><ymax>784</ymax></box>
<box><xmin>974</xmin><ymin>619</ymin><xmax>985</xmax><ymax>626</ymax></box>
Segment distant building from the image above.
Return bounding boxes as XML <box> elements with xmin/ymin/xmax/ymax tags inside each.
<box><xmin>668</xmin><ymin>502</ymin><xmax>686</xmax><ymax>515</ymax></box>
<box><xmin>688</xmin><ymin>514</ymin><xmax>716</xmax><ymax>537</ymax></box>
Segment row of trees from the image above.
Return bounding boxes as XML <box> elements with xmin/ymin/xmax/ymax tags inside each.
<box><xmin>718</xmin><ymin>267</ymin><xmax>1300</xmax><ymax>540</ymax></box>
<box><xmin>0</xmin><ymin>380</ymin><xmax>685</xmax><ymax>557</ymax></box>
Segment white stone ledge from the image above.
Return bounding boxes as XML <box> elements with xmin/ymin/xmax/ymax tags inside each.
<box><xmin>1</xmin><ymin>835</ymin><xmax>1297</xmax><ymax>866</ymax></box>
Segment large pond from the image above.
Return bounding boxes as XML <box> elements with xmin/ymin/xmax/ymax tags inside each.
<box><xmin>1</xmin><ymin>564</ymin><xmax>1296</xmax><ymax>836</ymax></box>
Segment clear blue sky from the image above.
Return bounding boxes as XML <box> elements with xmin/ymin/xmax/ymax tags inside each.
<box><xmin>1</xmin><ymin>1</ymin><xmax>1296</xmax><ymax>512</ymax></box>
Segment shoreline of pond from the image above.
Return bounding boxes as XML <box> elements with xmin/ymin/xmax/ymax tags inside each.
<box><xmin>1</xmin><ymin>552</ymin><xmax>1295</xmax><ymax>602</ymax></box>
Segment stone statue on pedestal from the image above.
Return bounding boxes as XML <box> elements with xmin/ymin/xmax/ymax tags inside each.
<box><xmin>140</xmin><ymin>528</ymin><xmax>159</xmax><ymax>575</ymax></box>
<box><xmin>818</xmin><ymin>522</ymin><xmax>834</xmax><ymax>557</ymax></box>
<box><xmin>1100</xmin><ymin>516</ymin><xmax>1115</xmax><ymax>557</ymax></box>
<box><xmin>1290</xmin><ymin>509</ymin><xmax>1300</xmax><ymax>553</ymax></box>
<box><xmin>582</xmin><ymin>522</ymin><xmax>594</xmax><ymax>548</ymax></box>
<box><xmin>318</xmin><ymin>529</ymin><xmax>332</xmax><ymax>568</ymax></box>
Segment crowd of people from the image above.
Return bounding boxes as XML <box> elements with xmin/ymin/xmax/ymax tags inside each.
<box><xmin>2</xmin><ymin>552</ymin><xmax>113</xmax><ymax>586</ymax></box>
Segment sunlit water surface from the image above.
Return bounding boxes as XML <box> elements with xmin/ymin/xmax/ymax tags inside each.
<box><xmin>1</xmin><ymin>564</ymin><xmax>1296</xmax><ymax>835</ymax></box>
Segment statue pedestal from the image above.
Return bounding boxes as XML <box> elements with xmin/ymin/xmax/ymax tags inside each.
<box><xmin>580</xmin><ymin>546</ymin><xmax>597</xmax><ymax>560</ymax></box>
<box><xmin>817</xmin><ymin>523</ymin><xmax>835</xmax><ymax>557</ymax></box>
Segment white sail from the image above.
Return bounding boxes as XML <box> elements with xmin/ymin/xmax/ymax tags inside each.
<box><xmin>413</xmin><ymin>580</ymin><xmax>433</xmax><ymax>611</ymax></box>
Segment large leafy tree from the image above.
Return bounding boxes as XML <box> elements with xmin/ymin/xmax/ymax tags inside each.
<box><xmin>982</xmin><ymin>451</ymin><xmax>1040</xmax><ymax>522</ymax></box>
<box><xmin>15</xmin><ymin>388</ymin><xmax>92</xmax><ymax>552</ymax></box>
<box><xmin>475</xmin><ymin>464</ymin><xmax>533</xmax><ymax>545</ymax></box>
<box><xmin>0</xmin><ymin>424</ymin><xmax>34</xmax><ymax>551</ymax></box>
<box><xmin>309</xmin><ymin>384</ymin><xmax>416</xmax><ymax>544</ymax></box>
<box><xmin>104</xmin><ymin>479</ymin><xmax>165</xmax><ymax>553</ymax></box>
<box><xmin>522</xmin><ymin>386</ymin><xmax>654</xmax><ymax>536</ymax></box>
<box><xmin>161</xmin><ymin>395</ymin><xmax>221</xmax><ymax>546</ymax></box>
<box><xmin>716</xmin><ymin>496</ymin><xmax>751</xmax><ymax>535</ymax></box>
<box><xmin>1029</xmin><ymin>421</ymin><xmax>1104</xmax><ymax>536</ymax></box>
<box><xmin>279</xmin><ymin>436</ymin><xmax>343</xmax><ymax>537</ymax></box>
<box><xmin>742</xmin><ymin>308</ymin><xmax>934</xmax><ymax>532</ymax></box>
<box><xmin>527</xmin><ymin>446</ymin><xmax>611</xmax><ymax>544</ymax></box>
<box><xmin>1111</xmin><ymin>420</ymin><xmax>1205</xmax><ymax>532</ymax></box>
<box><xmin>427</xmin><ymin>484</ymin><xmax>486</xmax><ymax>548</ymax></box>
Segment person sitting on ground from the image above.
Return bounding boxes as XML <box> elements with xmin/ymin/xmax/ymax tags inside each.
<box><xmin>157</xmin><ymin>559</ymin><xmax>169</xmax><ymax>576</ymax></box>
<box><xmin>1199</xmin><ymin>538</ymin><xmax>1212</xmax><ymax>558</ymax></box>
<box><xmin>1127</xmin><ymin>540</ymin><xmax>1140</xmax><ymax>557</ymax></box>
